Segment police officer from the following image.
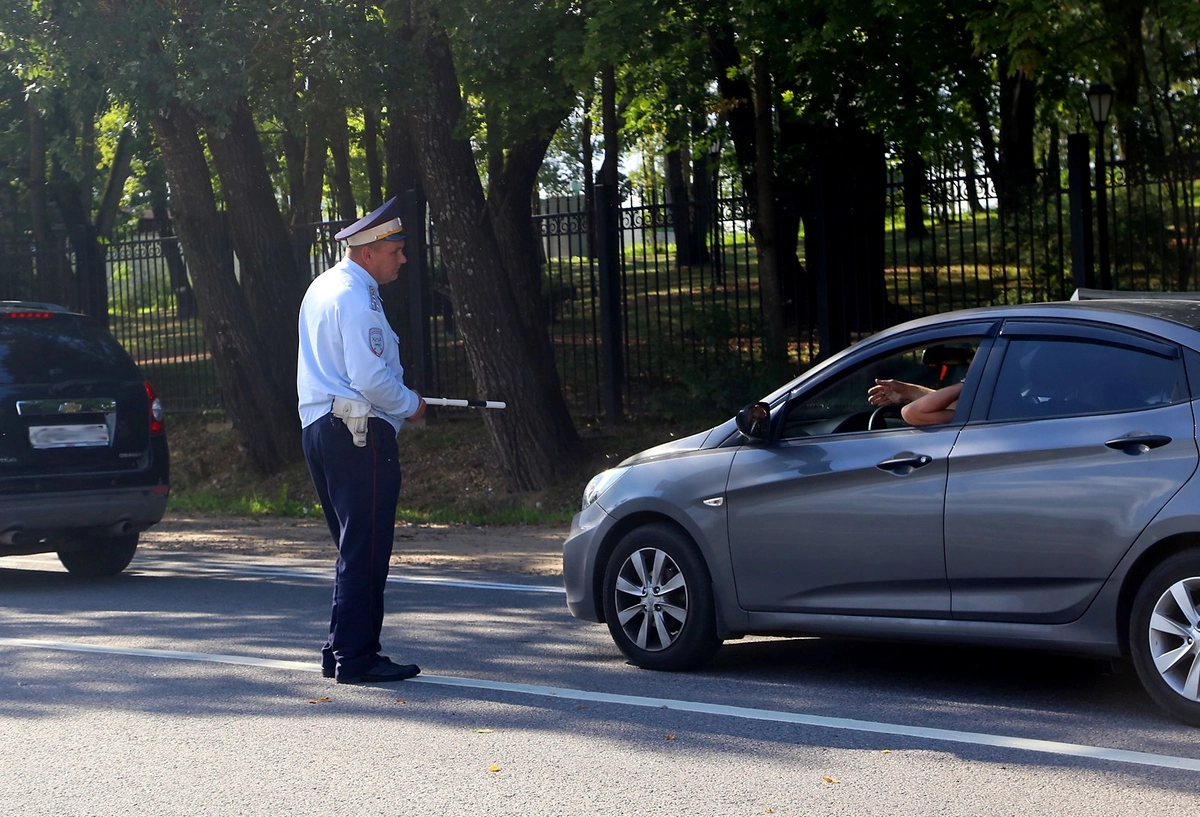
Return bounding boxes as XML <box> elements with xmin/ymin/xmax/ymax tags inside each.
<box><xmin>297</xmin><ymin>197</ymin><xmax>427</xmax><ymax>684</ymax></box>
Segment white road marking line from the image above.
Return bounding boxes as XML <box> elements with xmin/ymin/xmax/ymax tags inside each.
<box><xmin>0</xmin><ymin>637</ymin><xmax>313</xmax><ymax>671</ymax></box>
<box><xmin>212</xmin><ymin>564</ymin><xmax>564</xmax><ymax>594</ymax></box>
<box><xmin>2</xmin><ymin>636</ymin><xmax>1198</xmax><ymax>773</ymax></box>
<box><xmin>2</xmin><ymin>554</ymin><xmax>564</xmax><ymax>594</ymax></box>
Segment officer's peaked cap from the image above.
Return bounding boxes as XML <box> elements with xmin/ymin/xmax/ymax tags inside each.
<box><xmin>334</xmin><ymin>197</ymin><xmax>406</xmax><ymax>246</ymax></box>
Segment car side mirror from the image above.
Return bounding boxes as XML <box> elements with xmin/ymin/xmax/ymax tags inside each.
<box><xmin>735</xmin><ymin>402</ymin><xmax>771</xmax><ymax>440</ymax></box>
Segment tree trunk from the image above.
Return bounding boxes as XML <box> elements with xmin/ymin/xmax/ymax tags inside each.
<box><xmin>76</xmin><ymin>91</ymin><xmax>99</xmax><ymax>227</ymax></box>
<box><xmin>96</xmin><ymin>127</ymin><xmax>136</xmax><ymax>239</ymax></box>
<box><xmin>997</xmin><ymin>57</ymin><xmax>1036</xmax><ymax>213</ymax></box>
<box><xmin>599</xmin><ymin>65</ymin><xmax>620</xmax><ymax>190</ymax></box>
<box><xmin>284</xmin><ymin>105</ymin><xmax>328</xmax><ymax>268</ymax></box>
<box><xmin>398</xmin><ymin>28</ymin><xmax>581</xmax><ymax>491</ymax></box>
<box><xmin>362</xmin><ymin>107</ymin><xmax>384</xmax><ymax>210</ymax></box>
<box><xmin>28</xmin><ymin>104</ymin><xmax>75</xmax><ymax>309</ymax></box>
<box><xmin>902</xmin><ymin>146</ymin><xmax>929</xmax><ymax>239</ymax></box>
<box><xmin>282</xmin><ymin>126</ymin><xmax>306</xmax><ymax>222</ymax></box>
<box><xmin>484</xmin><ymin>99</ymin><xmax>505</xmax><ymax>189</ymax></box>
<box><xmin>489</xmin><ymin>133</ymin><xmax>561</xmax><ymax>334</ymax></box>
<box><xmin>1102</xmin><ymin>0</ymin><xmax>1150</xmax><ymax>165</ymax></box>
<box><xmin>329</xmin><ymin>109</ymin><xmax>357</xmax><ymax>220</ymax></box>
<box><xmin>144</xmin><ymin>154</ymin><xmax>197</xmax><ymax>319</ymax></box>
<box><xmin>582</xmin><ymin>94</ymin><xmax>596</xmax><ymax>257</ymax></box>
<box><xmin>151</xmin><ymin>101</ymin><xmax>300</xmax><ymax>473</ymax></box>
<box><xmin>378</xmin><ymin>112</ymin><xmax>426</xmax><ymax>388</ymax></box>
<box><xmin>708</xmin><ymin>23</ymin><xmax>757</xmax><ymax>200</ymax></box>
<box><xmin>691</xmin><ymin>131</ymin><xmax>713</xmax><ymax>265</ymax></box>
<box><xmin>298</xmin><ymin>117</ymin><xmax>328</xmax><ymax>226</ymax></box>
<box><xmin>664</xmin><ymin>89</ymin><xmax>699</xmax><ymax>267</ymax></box>
<box><xmin>752</xmin><ymin>52</ymin><xmax>786</xmax><ymax>364</ymax></box>
<box><xmin>385</xmin><ymin>106</ymin><xmax>422</xmax><ymax>201</ymax></box>
<box><xmin>806</xmin><ymin>121</ymin><xmax>890</xmax><ymax>354</ymax></box>
<box><xmin>666</xmin><ymin>147</ymin><xmax>698</xmax><ymax>266</ymax></box>
<box><xmin>967</xmin><ymin>82</ymin><xmax>1002</xmax><ymax>183</ymax></box>
<box><xmin>202</xmin><ymin>97</ymin><xmax>306</xmax><ymax>388</ymax></box>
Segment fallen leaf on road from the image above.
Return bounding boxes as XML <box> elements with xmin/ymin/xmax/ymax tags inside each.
<box><xmin>488</xmin><ymin>764</ymin><xmax>501</xmax><ymax>773</ymax></box>
<box><xmin>395</xmin><ymin>699</ymin><xmax>406</xmax><ymax>705</ymax></box>
<box><xmin>822</xmin><ymin>776</ymin><xmax>839</xmax><ymax>784</ymax></box>
<box><xmin>664</xmin><ymin>733</ymin><xmax>676</xmax><ymax>740</ymax></box>
<box><xmin>306</xmin><ymin>697</ymin><xmax>331</xmax><ymax>704</ymax></box>
<box><xmin>474</xmin><ymin>728</ymin><xmax>495</xmax><ymax>733</ymax></box>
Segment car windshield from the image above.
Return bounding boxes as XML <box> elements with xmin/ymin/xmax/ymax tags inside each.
<box><xmin>0</xmin><ymin>314</ymin><xmax>140</xmax><ymax>384</ymax></box>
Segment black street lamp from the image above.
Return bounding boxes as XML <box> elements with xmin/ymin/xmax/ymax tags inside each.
<box><xmin>1087</xmin><ymin>82</ymin><xmax>1114</xmax><ymax>289</ymax></box>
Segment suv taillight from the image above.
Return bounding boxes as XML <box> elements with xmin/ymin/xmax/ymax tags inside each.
<box><xmin>145</xmin><ymin>381</ymin><xmax>165</xmax><ymax>435</ymax></box>
<box><xmin>2</xmin><ymin>311</ymin><xmax>53</xmax><ymax>319</ymax></box>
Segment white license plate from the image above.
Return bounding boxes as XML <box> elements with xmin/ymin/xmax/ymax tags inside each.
<box><xmin>28</xmin><ymin>424</ymin><xmax>111</xmax><ymax>449</ymax></box>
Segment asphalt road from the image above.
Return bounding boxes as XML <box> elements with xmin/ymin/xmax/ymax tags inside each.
<box><xmin>1</xmin><ymin>549</ymin><xmax>1198</xmax><ymax>816</ymax></box>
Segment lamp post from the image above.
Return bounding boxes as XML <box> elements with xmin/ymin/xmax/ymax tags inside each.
<box><xmin>1087</xmin><ymin>83</ymin><xmax>1114</xmax><ymax>289</ymax></box>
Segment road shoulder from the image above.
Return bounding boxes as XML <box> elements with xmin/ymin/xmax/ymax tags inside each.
<box><xmin>140</xmin><ymin>513</ymin><xmax>567</xmax><ymax>577</ymax></box>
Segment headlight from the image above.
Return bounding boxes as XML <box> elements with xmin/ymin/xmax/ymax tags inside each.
<box><xmin>581</xmin><ymin>466</ymin><xmax>629</xmax><ymax>511</ymax></box>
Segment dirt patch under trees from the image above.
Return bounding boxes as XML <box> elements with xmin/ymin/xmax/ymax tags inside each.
<box><xmin>140</xmin><ymin>513</ymin><xmax>569</xmax><ymax>577</ymax></box>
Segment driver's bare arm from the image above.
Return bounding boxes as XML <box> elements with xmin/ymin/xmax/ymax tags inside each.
<box><xmin>901</xmin><ymin>381</ymin><xmax>964</xmax><ymax>426</ymax></box>
<box><xmin>868</xmin><ymin>379</ymin><xmax>933</xmax><ymax>407</ymax></box>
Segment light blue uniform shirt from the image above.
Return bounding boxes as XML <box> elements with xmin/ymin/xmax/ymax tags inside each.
<box><xmin>297</xmin><ymin>257</ymin><xmax>421</xmax><ymax>432</ymax></box>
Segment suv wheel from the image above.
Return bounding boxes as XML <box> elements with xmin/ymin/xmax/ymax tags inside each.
<box><xmin>601</xmin><ymin>523</ymin><xmax>721</xmax><ymax>671</ymax></box>
<box><xmin>57</xmin><ymin>533</ymin><xmax>139</xmax><ymax>577</ymax></box>
<box><xmin>1130</xmin><ymin>551</ymin><xmax>1200</xmax><ymax>726</ymax></box>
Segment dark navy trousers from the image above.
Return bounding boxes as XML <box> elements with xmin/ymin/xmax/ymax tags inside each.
<box><xmin>302</xmin><ymin>413</ymin><xmax>401</xmax><ymax>680</ymax></box>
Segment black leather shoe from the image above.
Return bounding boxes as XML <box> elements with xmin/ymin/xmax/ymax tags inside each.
<box><xmin>336</xmin><ymin>657</ymin><xmax>420</xmax><ymax>684</ymax></box>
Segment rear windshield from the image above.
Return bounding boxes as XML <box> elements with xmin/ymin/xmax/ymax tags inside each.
<box><xmin>0</xmin><ymin>314</ymin><xmax>140</xmax><ymax>384</ymax></box>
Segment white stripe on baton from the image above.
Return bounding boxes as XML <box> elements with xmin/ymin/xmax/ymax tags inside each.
<box><xmin>424</xmin><ymin>397</ymin><xmax>507</xmax><ymax>409</ymax></box>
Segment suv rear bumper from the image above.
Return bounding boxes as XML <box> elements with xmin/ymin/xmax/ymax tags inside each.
<box><xmin>0</xmin><ymin>486</ymin><xmax>169</xmax><ymax>552</ymax></box>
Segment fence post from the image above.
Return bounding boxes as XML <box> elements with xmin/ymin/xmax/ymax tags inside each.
<box><xmin>1067</xmin><ymin>134</ymin><xmax>1094</xmax><ymax>292</ymax></box>
<box><xmin>595</xmin><ymin>184</ymin><xmax>624</xmax><ymax>424</ymax></box>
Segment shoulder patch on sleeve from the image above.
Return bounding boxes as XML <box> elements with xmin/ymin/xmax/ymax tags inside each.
<box><xmin>369</xmin><ymin>327</ymin><xmax>385</xmax><ymax>357</ymax></box>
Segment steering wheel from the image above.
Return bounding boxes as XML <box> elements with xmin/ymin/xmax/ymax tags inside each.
<box><xmin>868</xmin><ymin>403</ymin><xmax>903</xmax><ymax>430</ymax></box>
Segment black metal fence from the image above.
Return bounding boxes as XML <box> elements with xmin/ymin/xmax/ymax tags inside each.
<box><xmin>2</xmin><ymin>148</ymin><xmax>1197</xmax><ymax>417</ymax></box>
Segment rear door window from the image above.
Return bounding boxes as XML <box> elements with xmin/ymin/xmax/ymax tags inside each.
<box><xmin>987</xmin><ymin>336</ymin><xmax>1186</xmax><ymax>421</ymax></box>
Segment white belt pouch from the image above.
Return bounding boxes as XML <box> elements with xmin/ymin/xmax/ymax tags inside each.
<box><xmin>331</xmin><ymin>396</ymin><xmax>375</xmax><ymax>447</ymax></box>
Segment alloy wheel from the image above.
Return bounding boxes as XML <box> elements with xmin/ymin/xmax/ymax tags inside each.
<box><xmin>612</xmin><ymin>547</ymin><xmax>689</xmax><ymax>652</ymax></box>
<box><xmin>1146</xmin><ymin>576</ymin><xmax>1200</xmax><ymax>702</ymax></box>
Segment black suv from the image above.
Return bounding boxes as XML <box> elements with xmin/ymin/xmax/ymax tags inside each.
<box><xmin>0</xmin><ymin>301</ymin><xmax>169</xmax><ymax>575</ymax></box>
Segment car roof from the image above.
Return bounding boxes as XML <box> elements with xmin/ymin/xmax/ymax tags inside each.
<box><xmin>1061</xmin><ymin>296</ymin><xmax>1200</xmax><ymax>330</ymax></box>
<box><xmin>888</xmin><ymin>296</ymin><xmax>1200</xmax><ymax>336</ymax></box>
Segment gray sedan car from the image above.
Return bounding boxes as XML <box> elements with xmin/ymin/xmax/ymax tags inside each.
<box><xmin>564</xmin><ymin>298</ymin><xmax>1200</xmax><ymax>725</ymax></box>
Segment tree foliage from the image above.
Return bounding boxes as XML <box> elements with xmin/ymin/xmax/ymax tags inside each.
<box><xmin>1</xmin><ymin>0</ymin><xmax>1198</xmax><ymax>481</ymax></box>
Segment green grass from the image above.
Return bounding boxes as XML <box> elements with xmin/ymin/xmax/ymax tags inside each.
<box><xmin>168</xmin><ymin>488</ymin><xmax>325</xmax><ymax>519</ymax></box>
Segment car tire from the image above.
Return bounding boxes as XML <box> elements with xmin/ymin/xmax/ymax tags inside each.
<box><xmin>601</xmin><ymin>523</ymin><xmax>721</xmax><ymax>671</ymax></box>
<box><xmin>57</xmin><ymin>533</ymin><xmax>139</xmax><ymax>577</ymax></box>
<box><xmin>1129</xmin><ymin>551</ymin><xmax>1200</xmax><ymax>726</ymax></box>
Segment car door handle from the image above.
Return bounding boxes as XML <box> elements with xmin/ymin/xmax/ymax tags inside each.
<box><xmin>876</xmin><ymin>453</ymin><xmax>933</xmax><ymax>475</ymax></box>
<box><xmin>1105</xmin><ymin>434</ymin><xmax>1172</xmax><ymax>454</ymax></box>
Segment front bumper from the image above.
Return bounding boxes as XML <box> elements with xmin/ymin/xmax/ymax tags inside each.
<box><xmin>562</xmin><ymin>501</ymin><xmax>617</xmax><ymax>622</ymax></box>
